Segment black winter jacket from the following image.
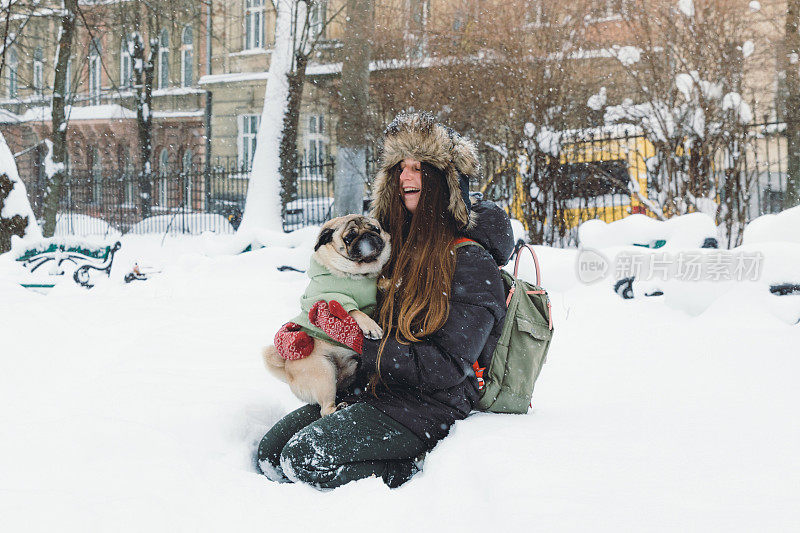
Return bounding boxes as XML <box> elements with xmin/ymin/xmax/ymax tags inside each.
<box><xmin>347</xmin><ymin>200</ymin><xmax>514</xmax><ymax>447</ymax></box>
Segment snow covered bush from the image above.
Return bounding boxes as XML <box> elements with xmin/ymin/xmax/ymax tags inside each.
<box><xmin>599</xmin><ymin>0</ymin><xmax>762</xmax><ymax>246</ymax></box>
<box><xmin>0</xmin><ymin>174</ymin><xmax>31</xmax><ymax>254</ymax></box>
<box><xmin>0</xmin><ymin>134</ymin><xmax>41</xmax><ymax>253</ymax></box>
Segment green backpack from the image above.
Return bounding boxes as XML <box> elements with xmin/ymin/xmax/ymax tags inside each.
<box><xmin>456</xmin><ymin>240</ymin><xmax>554</xmax><ymax>414</ymax></box>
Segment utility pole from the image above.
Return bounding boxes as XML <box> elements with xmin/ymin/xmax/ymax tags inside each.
<box><xmin>334</xmin><ymin>0</ymin><xmax>373</xmax><ymax>216</ymax></box>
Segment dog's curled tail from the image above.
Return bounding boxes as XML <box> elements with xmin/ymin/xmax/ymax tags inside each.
<box><xmin>262</xmin><ymin>345</ymin><xmax>288</xmax><ymax>382</ymax></box>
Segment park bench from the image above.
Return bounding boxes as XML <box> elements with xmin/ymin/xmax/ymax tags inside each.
<box><xmin>15</xmin><ymin>239</ymin><xmax>121</xmax><ymax>291</ymax></box>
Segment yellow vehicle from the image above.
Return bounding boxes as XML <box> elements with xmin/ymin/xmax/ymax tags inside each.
<box><xmin>480</xmin><ymin>132</ymin><xmax>657</xmax><ymax>231</ymax></box>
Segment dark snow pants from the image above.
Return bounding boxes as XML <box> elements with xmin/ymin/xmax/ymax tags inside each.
<box><xmin>256</xmin><ymin>403</ymin><xmax>427</xmax><ymax>489</ymax></box>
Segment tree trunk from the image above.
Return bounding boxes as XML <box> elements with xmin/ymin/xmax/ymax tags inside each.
<box><xmin>41</xmin><ymin>0</ymin><xmax>77</xmax><ymax>237</ymax></box>
<box><xmin>133</xmin><ymin>31</ymin><xmax>157</xmax><ymax>218</ymax></box>
<box><xmin>239</xmin><ymin>0</ymin><xmax>306</xmax><ymax>233</ymax></box>
<box><xmin>335</xmin><ymin>0</ymin><xmax>373</xmax><ymax>217</ymax></box>
<box><xmin>279</xmin><ymin>53</ymin><xmax>308</xmax><ymax>209</ymax></box>
<box><xmin>785</xmin><ymin>0</ymin><xmax>800</xmax><ymax>208</ymax></box>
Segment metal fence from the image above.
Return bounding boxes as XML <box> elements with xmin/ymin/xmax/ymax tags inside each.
<box><xmin>19</xmin><ymin>123</ymin><xmax>799</xmax><ymax>244</ymax></box>
<box><xmin>26</xmin><ymin>168</ymin><xmax>247</xmax><ymax>237</ymax></box>
<box><xmin>21</xmin><ymin>157</ymin><xmax>376</xmax><ymax>237</ymax></box>
<box><xmin>477</xmin><ymin>121</ymin><xmax>797</xmax><ymax>247</ymax></box>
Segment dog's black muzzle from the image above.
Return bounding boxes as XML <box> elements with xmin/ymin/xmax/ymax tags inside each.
<box><xmin>350</xmin><ymin>232</ymin><xmax>385</xmax><ymax>263</ymax></box>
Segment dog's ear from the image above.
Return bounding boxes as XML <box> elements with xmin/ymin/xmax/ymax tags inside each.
<box><xmin>314</xmin><ymin>228</ymin><xmax>335</xmax><ymax>251</ymax></box>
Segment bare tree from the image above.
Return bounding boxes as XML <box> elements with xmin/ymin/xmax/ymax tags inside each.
<box><xmin>41</xmin><ymin>0</ymin><xmax>79</xmax><ymax>237</ymax></box>
<box><xmin>241</xmin><ymin>0</ymin><xmax>343</xmax><ymax>232</ymax></box>
<box><xmin>279</xmin><ymin>0</ymin><xmax>344</xmax><ymax>210</ymax></box>
<box><xmin>101</xmin><ymin>0</ymin><xmax>202</xmax><ymax>217</ymax></box>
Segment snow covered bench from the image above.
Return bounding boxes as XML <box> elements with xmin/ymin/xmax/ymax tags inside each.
<box><xmin>14</xmin><ymin>239</ymin><xmax>121</xmax><ymax>291</ymax></box>
<box><xmin>577</xmin><ymin>214</ymin><xmax>720</xmax><ymax>300</ymax></box>
<box><xmin>579</xmin><ymin>213</ymin><xmax>719</xmax><ymax>250</ymax></box>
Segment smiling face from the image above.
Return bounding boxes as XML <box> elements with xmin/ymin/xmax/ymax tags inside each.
<box><xmin>399</xmin><ymin>158</ymin><xmax>423</xmax><ymax>214</ymax></box>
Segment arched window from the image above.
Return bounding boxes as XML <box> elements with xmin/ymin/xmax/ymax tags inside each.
<box><xmin>89</xmin><ymin>39</ymin><xmax>102</xmax><ymax>105</ymax></box>
<box><xmin>181</xmin><ymin>25</ymin><xmax>193</xmax><ymax>87</ymax></box>
<box><xmin>7</xmin><ymin>48</ymin><xmax>18</xmax><ymax>98</ymax></box>
<box><xmin>158</xmin><ymin>148</ymin><xmax>169</xmax><ymax>206</ymax></box>
<box><xmin>120</xmin><ymin>39</ymin><xmax>133</xmax><ymax>88</ymax></box>
<box><xmin>91</xmin><ymin>148</ymin><xmax>103</xmax><ymax>204</ymax></box>
<box><xmin>182</xmin><ymin>149</ymin><xmax>193</xmax><ymax>172</ymax></box>
<box><xmin>158</xmin><ymin>29</ymin><xmax>170</xmax><ymax>89</ymax></box>
<box><xmin>118</xmin><ymin>146</ymin><xmax>135</xmax><ymax>206</ymax></box>
<box><xmin>65</xmin><ymin>151</ymin><xmax>72</xmax><ymax>207</ymax></box>
<box><xmin>33</xmin><ymin>48</ymin><xmax>44</xmax><ymax>96</ymax></box>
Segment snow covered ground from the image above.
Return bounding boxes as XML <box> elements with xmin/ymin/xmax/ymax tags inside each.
<box><xmin>1</xmin><ymin>227</ymin><xmax>799</xmax><ymax>532</ymax></box>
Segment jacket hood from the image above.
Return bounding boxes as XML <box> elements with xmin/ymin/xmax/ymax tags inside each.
<box><xmin>462</xmin><ymin>197</ymin><xmax>515</xmax><ymax>267</ymax></box>
<box><xmin>370</xmin><ymin>112</ymin><xmax>480</xmax><ymax>230</ymax></box>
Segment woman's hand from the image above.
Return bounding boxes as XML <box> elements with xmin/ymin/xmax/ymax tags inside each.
<box><xmin>308</xmin><ymin>300</ymin><xmax>364</xmax><ymax>354</ymax></box>
<box><xmin>274</xmin><ymin>322</ymin><xmax>314</xmax><ymax>360</ymax></box>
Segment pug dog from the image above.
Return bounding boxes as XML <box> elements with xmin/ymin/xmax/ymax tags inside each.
<box><xmin>262</xmin><ymin>214</ymin><xmax>391</xmax><ymax>416</ymax></box>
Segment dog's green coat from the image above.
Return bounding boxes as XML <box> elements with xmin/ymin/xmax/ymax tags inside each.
<box><xmin>290</xmin><ymin>257</ymin><xmax>377</xmax><ymax>348</ymax></box>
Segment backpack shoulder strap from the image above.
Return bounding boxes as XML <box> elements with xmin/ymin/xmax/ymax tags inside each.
<box><xmin>452</xmin><ymin>237</ymin><xmax>484</xmax><ymax>250</ymax></box>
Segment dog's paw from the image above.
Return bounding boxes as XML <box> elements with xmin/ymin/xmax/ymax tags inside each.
<box><xmin>362</xmin><ymin>324</ymin><xmax>383</xmax><ymax>340</ymax></box>
<box><xmin>350</xmin><ymin>311</ymin><xmax>383</xmax><ymax>340</ymax></box>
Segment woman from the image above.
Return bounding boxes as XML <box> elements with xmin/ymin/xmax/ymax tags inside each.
<box><xmin>257</xmin><ymin>112</ymin><xmax>514</xmax><ymax>489</ymax></box>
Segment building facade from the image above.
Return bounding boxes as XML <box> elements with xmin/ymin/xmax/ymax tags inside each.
<box><xmin>0</xmin><ymin>0</ymin><xmax>790</xmax><ymax>225</ymax></box>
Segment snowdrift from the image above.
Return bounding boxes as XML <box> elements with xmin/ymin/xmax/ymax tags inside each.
<box><xmin>1</xmin><ymin>212</ymin><xmax>798</xmax><ymax>531</ymax></box>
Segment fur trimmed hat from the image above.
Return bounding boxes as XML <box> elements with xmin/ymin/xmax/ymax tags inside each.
<box><xmin>370</xmin><ymin>112</ymin><xmax>479</xmax><ymax>230</ymax></box>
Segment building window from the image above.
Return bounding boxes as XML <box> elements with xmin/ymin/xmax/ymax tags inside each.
<box><xmin>592</xmin><ymin>0</ymin><xmax>629</xmax><ymax>19</ymax></box>
<box><xmin>91</xmin><ymin>148</ymin><xmax>103</xmax><ymax>204</ymax></box>
<box><xmin>65</xmin><ymin>151</ymin><xmax>72</xmax><ymax>206</ymax></box>
<box><xmin>65</xmin><ymin>58</ymin><xmax>72</xmax><ymax>99</ymax></box>
<box><xmin>238</xmin><ymin>114</ymin><xmax>260</xmax><ymax>171</ymax></box>
<box><xmin>310</xmin><ymin>1</ymin><xmax>327</xmax><ymax>39</ymax></box>
<box><xmin>7</xmin><ymin>48</ymin><xmax>18</xmax><ymax>98</ymax></box>
<box><xmin>407</xmin><ymin>0</ymin><xmax>429</xmax><ymax>58</ymax></box>
<box><xmin>182</xmin><ymin>149</ymin><xmax>193</xmax><ymax>207</ymax></box>
<box><xmin>245</xmin><ymin>0</ymin><xmax>265</xmax><ymax>50</ymax></box>
<box><xmin>158</xmin><ymin>148</ymin><xmax>169</xmax><ymax>206</ymax></box>
<box><xmin>410</xmin><ymin>0</ymin><xmax>429</xmax><ymax>27</ymax></box>
<box><xmin>181</xmin><ymin>26</ymin><xmax>194</xmax><ymax>87</ymax></box>
<box><xmin>159</xmin><ymin>29</ymin><xmax>170</xmax><ymax>89</ymax></box>
<box><xmin>182</xmin><ymin>149</ymin><xmax>193</xmax><ymax>172</ymax></box>
<box><xmin>120</xmin><ymin>40</ymin><xmax>133</xmax><ymax>88</ymax></box>
<box><xmin>526</xmin><ymin>1</ymin><xmax>547</xmax><ymax>26</ymax></box>
<box><xmin>124</xmin><ymin>179</ymin><xmax>136</xmax><ymax>206</ymax></box>
<box><xmin>89</xmin><ymin>39</ymin><xmax>102</xmax><ymax>105</ymax></box>
<box><xmin>119</xmin><ymin>148</ymin><xmax>136</xmax><ymax>206</ymax></box>
<box><xmin>33</xmin><ymin>48</ymin><xmax>44</xmax><ymax>97</ymax></box>
<box><xmin>305</xmin><ymin>114</ymin><xmax>327</xmax><ymax>180</ymax></box>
